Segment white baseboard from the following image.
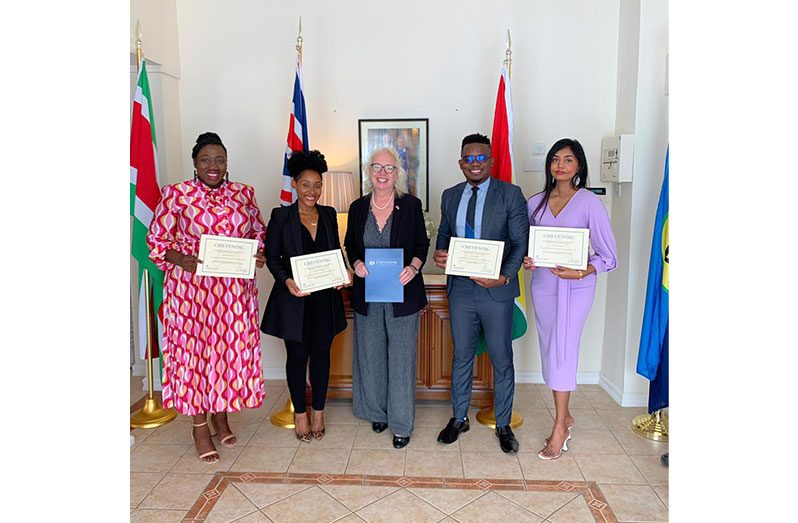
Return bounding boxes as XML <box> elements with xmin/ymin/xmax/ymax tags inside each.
<box><xmin>261</xmin><ymin>368</ymin><xmax>645</xmax><ymax>407</ymax></box>
<box><xmin>598</xmin><ymin>374</ymin><xmax>648</xmax><ymax>407</ymax></box>
<box><xmin>263</xmin><ymin>367</ymin><xmax>287</xmax><ymax>380</ymax></box>
<box><xmin>514</xmin><ymin>371</ymin><xmax>600</xmax><ymax>384</ymax></box>
<box><xmin>134</xmin><ymin>364</ymin><xmax>163</xmax><ymax>392</ymax></box>
<box><xmin>140</xmin><ymin>376</ymin><xmax>163</xmax><ymax>392</ymax></box>
<box><xmin>599</xmin><ymin>374</ymin><xmax>623</xmax><ymax>404</ymax></box>
<box><xmin>619</xmin><ymin>393</ymin><xmax>648</xmax><ymax>408</ymax></box>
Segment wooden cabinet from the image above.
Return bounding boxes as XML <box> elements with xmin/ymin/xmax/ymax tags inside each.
<box><xmin>318</xmin><ymin>274</ymin><xmax>495</xmax><ymax>407</ymax></box>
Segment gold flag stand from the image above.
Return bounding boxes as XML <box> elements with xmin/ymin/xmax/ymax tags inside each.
<box><xmin>477</xmin><ymin>29</ymin><xmax>523</xmax><ymax>430</ymax></box>
<box><xmin>270</xmin><ymin>18</ymin><xmax>304</xmax><ymax>431</ymax></box>
<box><xmin>631</xmin><ymin>409</ymin><xmax>668</xmax><ymax>442</ymax></box>
<box><xmin>130</xmin><ymin>22</ymin><xmax>177</xmax><ymax>430</ymax></box>
<box><xmin>476</xmin><ymin>407</ymin><xmax>524</xmax><ymax>429</ymax></box>
<box><xmin>130</xmin><ymin>269</ymin><xmax>177</xmax><ymax>429</ymax></box>
<box><xmin>271</xmin><ymin>398</ymin><xmax>296</xmax><ymax>429</ymax></box>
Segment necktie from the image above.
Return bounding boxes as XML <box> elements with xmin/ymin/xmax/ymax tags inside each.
<box><xmin>465</xmin><ymin>186</ymin><xmax>478</xmax><ymax>239</ymax></box>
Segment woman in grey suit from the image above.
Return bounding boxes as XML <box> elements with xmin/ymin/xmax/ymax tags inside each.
<box><xmin>345</xmin><ymin>147</ymin><xmax>430</xmax><ymax>449</ymax></box>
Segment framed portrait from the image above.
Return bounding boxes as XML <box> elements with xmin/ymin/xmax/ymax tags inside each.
<box><xmin>358</xmin><ymin>118</ymin><xmax>429</xmax><ymax>211</ymax></box>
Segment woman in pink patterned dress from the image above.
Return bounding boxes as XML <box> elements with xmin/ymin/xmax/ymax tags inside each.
<box><xmin>147</xmin><ymin>132</ymin><xmax>267</xmax><ymax>463</ymax></box>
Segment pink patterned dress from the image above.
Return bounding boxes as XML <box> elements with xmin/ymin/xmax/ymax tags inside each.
<box><xmin>147</xmin><ymin>180</ymin><xmax>267</xmax><ymax>416</ymax></box>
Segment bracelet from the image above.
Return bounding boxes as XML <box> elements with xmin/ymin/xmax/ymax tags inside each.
<box><xmin>408</xmin><ymin>265</ymin><xmax>419</xmax><ymax>274</ymax></box>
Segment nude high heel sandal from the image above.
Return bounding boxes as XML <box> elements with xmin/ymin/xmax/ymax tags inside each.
<box><xmin>191</xmin><ymin>421</ymin><xmax>220</xmax><ymax>463</ymax></box>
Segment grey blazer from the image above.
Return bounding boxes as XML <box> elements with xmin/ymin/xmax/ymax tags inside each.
<box><xmin>435</xmin><ymin>178</ymin><xmax>529</xmax><ymax>301</ymax></box>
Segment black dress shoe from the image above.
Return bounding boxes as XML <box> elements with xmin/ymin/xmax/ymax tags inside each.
<box><xmin>437</xmin><ymin>417</ymin><xmax>470</xmax><ymax>444</ymax></box>
<box><xmin>372</xmin><ymin>422</ymin><xmax>389</xmax><ymax>433</ymax></box>
<box><xmin>495</xmin><ymin>425</ymin><xmax>519</xmax><ymax>453</ymax></box>
<box><xmin>393</xmin><ymin>435</ymin><xmax>410</xmax><ymax>449</ymax></box>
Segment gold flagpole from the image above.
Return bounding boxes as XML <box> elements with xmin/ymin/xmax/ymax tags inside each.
<box><xmin>505</xmin><ymin>29</ymin><xmax>512</xmax><ymax>77</ymax></box>
<box><xmin>130</xmin><ymin>270</ymin><xmax>178</xmax><ymax>428</ymax></box>
<box><xmin>135</xmin><ymin>21</ymin><xmax>143</xmax><ymax>67</ymax></box>
<box><xmin>271</xmin><ymin>16</ymin><xmax>305</xmax><ymax>430</ymax></box>
<box><xmin>130</xmin><ymin>20</ymin><xmax>177</xmax><ymax>430</ymax></box>
<box><xmin>477</xmin><ymin>30</ymin><xmax>523</xmax><ymax>429</ymax></box>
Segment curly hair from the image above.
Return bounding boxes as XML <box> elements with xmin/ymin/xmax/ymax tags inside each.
<box><xmin>287</xmin><ymin>150</ymin><xmax>328</xmax><ymax>180</ymax></box>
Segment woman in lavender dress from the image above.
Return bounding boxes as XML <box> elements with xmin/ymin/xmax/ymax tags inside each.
<box><xmin>523</xmin><ymin>139</ymin><xmax>618</xmax><ymax>460</ymax></box>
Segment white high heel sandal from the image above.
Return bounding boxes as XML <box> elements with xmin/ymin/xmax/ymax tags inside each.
<box><xmin>538</xmin><ymin>427</ymin><xmax>572</xmax><ymax>460</ymax></box>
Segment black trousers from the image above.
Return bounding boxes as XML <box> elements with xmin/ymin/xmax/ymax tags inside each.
<box><xmin>284</xmin><ymin>299</ymin><xmax>334</xmax><ymax>413</ymax></box>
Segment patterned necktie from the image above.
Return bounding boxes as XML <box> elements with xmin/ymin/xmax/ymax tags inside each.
<box><xmin>465</xmin><ymin>186</ymin><xmax>478</xmax><ymax>239</ymax></box>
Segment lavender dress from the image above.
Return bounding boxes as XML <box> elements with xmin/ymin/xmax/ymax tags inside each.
<box><xmin>527</xmin><ymin>189</ymin><xmax>618</xmax><ymax>391</ymax></box>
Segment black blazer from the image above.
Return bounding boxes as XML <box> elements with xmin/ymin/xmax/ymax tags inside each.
<box><xmin>260</xmin><ymin>203</ymin><xmax>347</xmax><ymax>342</ymax></box>
<box><xmin>344</xmin><ymin>194</ymin><xmax>430</xmax><ymax>317</ymax></box>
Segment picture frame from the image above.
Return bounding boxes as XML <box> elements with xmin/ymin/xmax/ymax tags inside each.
<box><xmin>358</xmin><ymin>118</ymin><xmax>429</xmax><ymax>211</ymax></box>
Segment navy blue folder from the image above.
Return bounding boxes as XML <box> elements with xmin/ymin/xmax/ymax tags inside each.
<box><xmin>365</xmin><ymin>248</ymin><xmax>404</xmax><ymax>302</ymax></box>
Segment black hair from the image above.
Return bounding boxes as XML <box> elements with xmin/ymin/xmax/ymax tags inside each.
<box><xmin>530</xmin><ymin>138</ymin><xmax>589</xmax><ymax>225</ymax></box>
<box><xmin>461</xmin><ymin>133</ymin><xmax>491</xmax><ymax>150</ymax></box>
<box><xmin>287</xmin><ymin>150</ymin><xmax>328</xmax><ymax>180</ymax></box>
<box><xmin>191</xmin><ymin>132</ymin><xmax>227</xmax><ymax>159</ymax></box>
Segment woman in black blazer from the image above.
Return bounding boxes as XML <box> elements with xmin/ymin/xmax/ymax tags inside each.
<box><xmin>344</xmin><ymin>147</ymin><xmax>429</xmax><ymax>448</ymax></box>
<box><xmin>261</xmin><ymin>150</ymin><xmax>347</xmax><ymax>442</ymax></box>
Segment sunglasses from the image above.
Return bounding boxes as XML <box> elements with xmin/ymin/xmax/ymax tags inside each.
<box><xmin>461</xmin><ymin>154</ymin><xmax>490</xmax><ymax>164</ymax></box>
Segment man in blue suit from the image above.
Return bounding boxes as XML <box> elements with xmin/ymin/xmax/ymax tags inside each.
<box><xmin>433</xmin><ymin>133</ymin><xmax>528</xmax><ymax>453</ymax></box>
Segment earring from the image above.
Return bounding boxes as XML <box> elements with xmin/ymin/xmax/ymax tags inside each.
<box><xmin>573</xmin><ymin>175</ymin><xmax>581</xmax><ymax>187</ymax></box>
<box><xmin>193</xmin><ymin>169</ymin><xmax>198</xmax><ymax>182</ymax></box>
<box><xmin>225</xmin><ymin>172</ymin><xmax>229</xmax><ymax>182</ymax></box>
<box><xmin>550</xmin><ymin>178</ymin><xmax>556</xmax><ymax>188</ymax></box>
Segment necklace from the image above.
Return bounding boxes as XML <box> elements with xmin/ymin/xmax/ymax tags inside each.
<box><xmin>371</xmin><ymin>195</ymin><xmax>394</xmax><ymax>210</ymax></box>
<box><xmin>299</xmin><ymin>209</ymin><xmax>318</xmax><ymax>226</ymax></box>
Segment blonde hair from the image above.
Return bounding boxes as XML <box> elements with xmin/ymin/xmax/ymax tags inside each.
<box><xmin>362</xmin><ymin>147</ymin><xmax>409</xmax><ymax>196</ymax></box>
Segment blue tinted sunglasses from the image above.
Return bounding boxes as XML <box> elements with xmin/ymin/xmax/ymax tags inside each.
<box><xmin>461</xmin><ymin>154</ymin><xmax>490</xmax><ymax>164</ymax></box>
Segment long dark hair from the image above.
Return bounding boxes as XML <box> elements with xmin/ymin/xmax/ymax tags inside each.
<box><xmin>530</xmin><ymin>138</ymin><xmax>588</xmax><ymax>224</ymax></box>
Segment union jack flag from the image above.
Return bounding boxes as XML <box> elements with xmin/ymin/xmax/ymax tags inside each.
<box><xmin>280</xmin><ymin>52</ymin><xmax>309</xmax><ymax>205</ymax></box>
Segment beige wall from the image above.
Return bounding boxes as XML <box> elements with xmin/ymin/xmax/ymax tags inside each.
<box><xmin>603</xmin><ymin>0</ymin><xmax>669</xmax><ymax>405</ymax></box>
<box><xmin>130</xmin><ymin>0</ymin><xmax>668</xmax><ymax>400</ymax></box>
<box><xmin>130</xmin><ymin>0</ymin><xmax>183</xmax><ymax>381</ymax></box>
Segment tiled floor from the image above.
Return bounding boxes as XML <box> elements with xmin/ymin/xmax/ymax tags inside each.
<box><xmin>131</xmin><ymin>377</ymin><xmax>668</xmax><ymax>522</ymax></box>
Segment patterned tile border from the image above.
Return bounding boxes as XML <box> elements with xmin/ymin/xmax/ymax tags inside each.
<box><xmin>182</xmin><ymin>471</ymin><xmax>617</xmax><ymax>522</ymax></box>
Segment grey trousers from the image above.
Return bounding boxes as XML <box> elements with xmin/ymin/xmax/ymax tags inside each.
<box><xmin>448</xmin><ymin>276</ymin><xmax>516</xmax><ymax>427</ymax></box>
<box><xmin>352</xmin><ymin>303</ymin><xmax>420</xmax><ymax>436</ymax></box>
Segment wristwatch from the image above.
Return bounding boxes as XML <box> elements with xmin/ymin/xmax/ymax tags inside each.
<box><xmin>501</xmin><ymin>273</ymin><xmax>511</xmax><ymax>286</ymax></box>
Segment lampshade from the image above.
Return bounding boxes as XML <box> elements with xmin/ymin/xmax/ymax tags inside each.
<box><xmin>319</xmin><ymin>171</ymin><xmax>357</xmax><ymax>212</ymax></box>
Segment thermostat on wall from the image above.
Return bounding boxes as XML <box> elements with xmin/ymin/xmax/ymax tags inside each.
<box><xmin>600</xmin><ymin>134</ymin><xmax>635</xmax><ymax>183</ymax></box>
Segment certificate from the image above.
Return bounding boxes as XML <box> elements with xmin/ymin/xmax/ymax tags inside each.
<box><xmin>528</xmin><ymin>226</ymin><xmax>590</xmax><ymax>270</ymax></box>
<box><xmin>445</xmin><ymin>237</ymin><xmax>504</xmax><ymax>280</ymax></box>
<box><xmin>196</xmin><ymin>234</ymin><xmax>259</xmax><ymax>279</ymax></box>
<box><xmin>290</xmin><ymin>249</ymin><xmax>350</xmax><ymax>293</ymax></box>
